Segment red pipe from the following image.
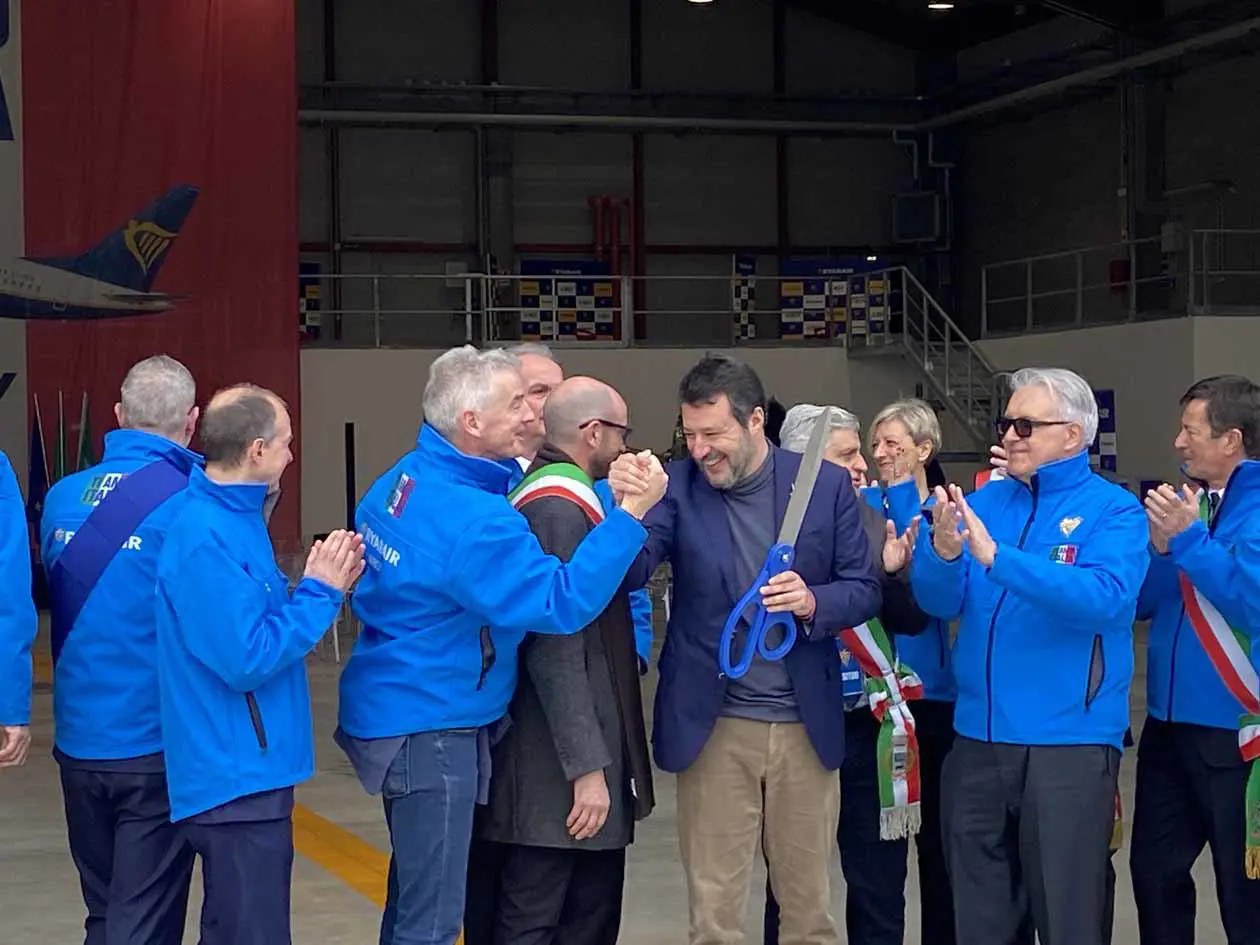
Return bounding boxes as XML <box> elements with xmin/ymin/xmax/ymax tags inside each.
<box><xmin>611</xmin><ymin>198</ymin><xmax>623</xmax><ymax>341</ymax></box>
<box><xmin>610</xmin><ymin>199</ymin><xmax>621</xmax><ymax>278</ymax></box>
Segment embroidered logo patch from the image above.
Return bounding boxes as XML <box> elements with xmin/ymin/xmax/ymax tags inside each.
<box><xmin>385</xmin><ymin>472</ymin><xmax>415</xmax><ymax>518</ymax></box>
<box><xmin>1059</xmin><ymin>516</ymin><xmax>1083</xmax><ymax>537</ymax></box>
<box><xmin>1050</xmin><ymin>544</ymin><xmax>1078</xmax><ymax>565</ymax></box>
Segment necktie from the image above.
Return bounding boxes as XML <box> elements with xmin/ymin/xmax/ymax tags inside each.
<box><xmin>1208</xmin><ymin>491</ymin><xmax>1221</xmax><ymax>522</ymax></box>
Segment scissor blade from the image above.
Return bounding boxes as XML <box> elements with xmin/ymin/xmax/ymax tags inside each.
<box><xmin>777</xmin><ymin>406</ymin><xmax>832</xmax><ymax>546</ymax></box>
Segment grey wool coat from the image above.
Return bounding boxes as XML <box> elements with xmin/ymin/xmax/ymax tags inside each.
<box><xmin>478</xmin><ymin>449</ymin><xmax>655</xmax><ymax>851</ymax></box>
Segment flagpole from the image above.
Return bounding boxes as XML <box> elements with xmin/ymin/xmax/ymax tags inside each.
<box><xmin>77</xmin><ymin>391</ymin><xmax>89</xmax><ymax>472</ymax></box>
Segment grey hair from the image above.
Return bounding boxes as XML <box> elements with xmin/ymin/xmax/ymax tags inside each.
<box><xmin>869</xmin><ymin>398</ymin><xmax>942</xmax><ymax>459</ymax></box>
<box><xmin>779</xmin><ymin>404</ymin><xmax>860</xmax><ymax>453</ymax></box>
<box><xmin>199</xmin><ymin>384</ymin><xmax>283</xmax><ymax>467</ymax></box>
<box><xmin>1007</xmin><ymin>367</ymin><xmax>1099</xmax><ymax>446</ymax></box>
<box><xmin>504</xmin><ymin>342</ymin><xmax>557</xmax><ymax>363</ymax></box>
<box><xmin>119</xmin><ymin>355</ymin><xmax>195</xmax><ymax>437</ymax></box>
<box><xmin>423</xmin><ymin>345</ymin><xmax>522</xmax><ymax>439</ymax></box>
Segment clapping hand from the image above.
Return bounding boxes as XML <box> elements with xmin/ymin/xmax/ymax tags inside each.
<box><xmin>880</xmin><ymin>446</ymin><xmax>914</xmax><ymax>488</ymax></box>
<box><xmin>930</xmin><ymin>486</ymin><xmax>966</xmax><ymax>561</ymax></box>
<box><xmin>881</xmin><ymin>516</ymin><xmax>921</xmax><ymax>574</ymax></box>
<box><xmin>948</xmin><ymin>484</ymin><xmax>998</xmax><ymax>567</ymax></box>
<box><xmin>1145</xmin><ymin>484</ymin><xmax>1199</xmax><ymax>552</ymax></box>
<box><xmin>304</xmin><ymin>529</ymin><xmax>366</xmax><ymax>593</ymax></box>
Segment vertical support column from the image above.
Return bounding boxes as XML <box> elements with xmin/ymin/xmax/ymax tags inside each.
<box><xmin>323</xmin><ymin>0</ymin><xmax>344</xmax><ymax>341</ymax></box>
<box><xmin>629</xmin><ymin>0</ymin><xmax>646</xmax><ymax>341</ymax></box>
<box><xmin>1125</xmin><ymin>1</ymin><xmax>1167</xmax><ymax>318</ymax></box>
<box><xmin>480</xmin><ymin>0</ymin><xmax>514</xmax><ymax>341</ymax></box>
<box><xmin>773</xmin><ymin>0</ymin><xmax>789</xmax><ymax>288</ymax></box>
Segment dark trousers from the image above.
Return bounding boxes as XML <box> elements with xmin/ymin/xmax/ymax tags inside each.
<box><xmin>463</xmin><ymin>833</ymin><xmax>507</xmax><ymax>945</ymax></box>
<box><xmin>764</xmin><ymin>709</ymin><xmax>909</xmax><ymax>945</ymax></box>
<box><xmin>489</xmin><ymin>842</ymin><xmax>626</xmax><ymax>945</ymax></box>
<box><xmin>60</xmin><ymin>765</ymin><xmax>195</xmax><ymax>945</ymax></box>
<box><xmin>1130</xmin><ymin>717</ymin><xmax>1260</xmax><ymax>945</ymax></box>
<box><xmin>942</xmin><ymin>737</ymin><xmax>1119</xmax><ymax>945</ymax></box>
<box><xmin>380</xmin><ymin>729</ymin><xmax>480</xmax><ymax>945</ymax></box>
<box><xmin>184</xmin><ymin>817</ymin><xmax>295</xmax><ymax>945</ymax></box>
<box><xmin>911</xmin><ymin>699</ymin><xmax>955</xmax><ymax>945</ymax></box>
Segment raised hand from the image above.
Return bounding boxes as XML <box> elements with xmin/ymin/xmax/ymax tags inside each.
<box><xmin>950</xmin><ymin>484</ymin><xmax>997</xmax><ymax>567</ymax></box>
<box><xmin>881</xmin><ymin>516</ymin><xmax>921</xmax><ymax>574</ymax></box>
<box><xmin>931</xmin><ymin>486</ymin><xmax>965</xmax><ymax>562</ymax></box>
<box><xmin>304</xmin><ymin>530</ymin><xmax>367</xmax><ymax>592</ymax></box>
<box><xmin>621</xmin><ymin>452</ymin><xmax>668</xmax><ymax>520</ymax></box>
<box><xmin>1144</xmin><ymin>484</ymin><xmax>1199</xmax><ymax>544</ymax></box>
<box><xmin>990</xmin><ymin>444</ymin><xmax>1009</xmax><ymax>472</ymax></box>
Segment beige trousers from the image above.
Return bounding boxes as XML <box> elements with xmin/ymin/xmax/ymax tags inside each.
<box><xmin>676</xmin><ymin>716</ymin><xmax>841</xmax><ymax>945</ymax></box>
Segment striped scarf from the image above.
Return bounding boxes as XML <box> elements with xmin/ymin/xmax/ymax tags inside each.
<box><xmin>838</xmin><ymin>617</ymin><xmax>924</xmax><ymax>839</ymax></box>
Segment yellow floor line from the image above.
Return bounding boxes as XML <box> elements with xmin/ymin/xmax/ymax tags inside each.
<box><xmin>34</xmin><ymin>644</ymin><xmax>464</xmax><ymax>943</ymax></box>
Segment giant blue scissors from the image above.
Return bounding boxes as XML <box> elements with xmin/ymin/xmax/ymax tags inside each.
<box><xmin>719</xmin><ymin>407</ymin><xmax>833</xmax><ymax>679</ymax></box>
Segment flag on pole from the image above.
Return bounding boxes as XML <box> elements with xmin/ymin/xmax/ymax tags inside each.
<box><xmin>26</xmin><ymin>394</ymin><xmax>50</xmax><ymax>525</ymax></box>
<box><xmin>53</xmin><ymin>389</ymin><xmax>66</xmax><ymax>482</ymax></box>
<box><xmin>75</xmin><ymin>392</ymin><xmax>94</xmax><ymax>471</ymax></box>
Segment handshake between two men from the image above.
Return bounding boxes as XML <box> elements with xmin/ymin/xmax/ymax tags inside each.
<box><xmin>606</xmin><ymin>451</ymin><xmax>817</xmax><ymax>619</ymax></box>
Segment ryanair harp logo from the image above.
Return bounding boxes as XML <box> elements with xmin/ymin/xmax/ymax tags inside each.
<box><xmin>1059</xmin><ymin>516</ymin><xmax>1082</xmax><ymax>537</ymax></box>
<box><xmin>124</xmin><ymin>220</ymin><xmax>177</xmax><ymax>274</ymax></box>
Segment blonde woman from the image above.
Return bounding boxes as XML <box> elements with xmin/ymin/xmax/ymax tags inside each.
<box><xmin>865</xmin><ymin>398</ymin><xmax>957</xmax><ymax>945</ymax></box>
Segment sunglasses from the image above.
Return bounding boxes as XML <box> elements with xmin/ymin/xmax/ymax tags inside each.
<box><xmin>995</xmin><ymin>417</ymin><xmax>1072</xmax><ymax>439</ymax></box>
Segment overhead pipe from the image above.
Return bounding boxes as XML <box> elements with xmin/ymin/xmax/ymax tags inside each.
<box><xmin>300</xmin><ymin>14</ymin><xmax>1260</xmax><ymax>135</ymax></box>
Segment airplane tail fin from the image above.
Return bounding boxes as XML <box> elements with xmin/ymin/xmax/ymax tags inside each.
<box><xmin>37</xmin><ymin>185</ymin><xmax>199</xmax><ymax>291</ymax></box>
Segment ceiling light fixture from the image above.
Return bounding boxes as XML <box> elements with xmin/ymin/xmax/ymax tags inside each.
<box><xmin>688</xmin><ymin>0</ymin><xmax>714</xmax><ymax>4</ymax></box>
<box><xmin>927</xmin><ymin>1</ymin><xmax>955</xmax><ymax>9</ymax></box>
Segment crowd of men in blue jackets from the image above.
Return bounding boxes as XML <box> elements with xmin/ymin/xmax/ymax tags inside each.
<box><xmin>1</xmin><ymin>345</ymin><xmax>1259</xmax><ymax>945</ymax></box>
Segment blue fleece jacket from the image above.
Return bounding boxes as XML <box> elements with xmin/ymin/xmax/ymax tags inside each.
<box><xmin>0</xmin><ymin>450</ymin><xmax>37</xmax><ymax>727</ymax></box>
<box><xmin>1140</xmin><ymin>460</ymin><xmax>1260</xmax><ymax>731</ymax></box>
<box><xmin>862</xmin><ymin>479</ymin><xmax>956</xmax><ymax>702</ymax></box>
<box><xmin>40</xmin><ymin>430</ymin><xmax>202</xmax><ymax>759</ymax></box>
<box><xmin>337</xmin><ymin>424</ymin><xmax>649</xmax><ymax>740</ymax></box>
<box><xmin>156</xmin><ymin>467</ymin><xmax>344</xmax><ymax>821</ymax></box>
<box><xmin>911</xmin><ymin>450</ymin><xmax>1149</xmax><ymax>749</ymax></box>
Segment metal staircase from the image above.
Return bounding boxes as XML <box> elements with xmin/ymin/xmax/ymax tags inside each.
<box><xmin>852</xmin><ymin>267</ymin><xmax>1003</xmax><ymax>452</ymax></box>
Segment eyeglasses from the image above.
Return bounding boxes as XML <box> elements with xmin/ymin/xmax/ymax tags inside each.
<box><xmin>995</xmin><ymin>417</ymin><xmax>1072</xmax><ymax>439</ymax></box>
<box><xmin>580</xmin><ymin>418</ymin><xmax>633</xmax><ymax>441</ymax></box>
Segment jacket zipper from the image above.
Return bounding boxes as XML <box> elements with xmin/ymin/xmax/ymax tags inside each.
<box><xmin>986</xmin><ymin>478</ymin><xmax>1039</xmax><ymax>742</ymax></box>
<box><xmin>937</xmin><ymin>620</ymin><xmax>946</xmax><ymax>668</ymax></box>
<box><xmin>245</xmin><ymin>693</ymin><xmax>268</xmax><ymax>751</ymax></box>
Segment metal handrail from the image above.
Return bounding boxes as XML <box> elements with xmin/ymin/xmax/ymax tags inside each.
<box><xmin>900</xmin><ymin>266</ymin><xmax>999</xmax><ymax>375</ymax></box>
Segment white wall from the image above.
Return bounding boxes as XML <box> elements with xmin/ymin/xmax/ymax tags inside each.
<box><xmin>299</xmin><ymin>345</ymin><xmax>853</xmax><ymax>537</ymax></box>
<box><xmin>977</xmin><ymin>320</ymin><xmax>1195</xmax><ymax>485</ymax></box>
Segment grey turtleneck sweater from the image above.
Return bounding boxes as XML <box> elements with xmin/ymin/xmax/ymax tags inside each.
<box><xmin>720</xmin><ymin>449</ymin><xmax>799</xmax><ymax>723</ymax></box>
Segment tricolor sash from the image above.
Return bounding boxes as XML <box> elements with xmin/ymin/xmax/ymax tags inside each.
<box><xmin>1176</xmin><ymin>489</ymin><xmax>1260</xmax><ymax>877</ymax></box>
<box><xmin>509</xmin><ymin>462</ymin><xmax>604</xmax><ymax>523</ymax></box>
<box><xmin>48</xmin><ymin>457</ymin><xmax>191</xmax><ymax>665</ymax></box>
<box><xmin>838</xmin><ymin>617</ymin><xmax>924</xmax><ymax>839</ymax></box>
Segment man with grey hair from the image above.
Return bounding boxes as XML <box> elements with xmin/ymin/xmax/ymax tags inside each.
<box><xmin>336</xmin><ymin>345</ymin><xmax>667</xmax><ymax>945</ymax></box>
<box><xmin>156</xmin><ymin>383</ymin><xmax>364</xmax><ymax>945</ymax></box>
<box><xmin>911</xmin><ymin>367</ymin><xmax>1149</xmax><ymax>945</ymax></box>
<box><xmin>39</xmin><ymin>354</ymin><xmax>203</xmax><ymax>945</ymax></box>
<box><xmin>503</xmin><ymin>342</ymin><xmax>563</xmax><ymax>462</ymax></box>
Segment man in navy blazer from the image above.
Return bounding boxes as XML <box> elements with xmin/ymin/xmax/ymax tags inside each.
<box><xmin>611</xmin><ymin>354</ymin><xmax>881</xmax><ymax>945</ymax></box>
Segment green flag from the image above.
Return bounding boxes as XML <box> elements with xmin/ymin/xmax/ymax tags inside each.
<box><xmin>53</xmin><ymin>390</ymin><xmax>67</xmax><ymax>482</ymax></box>
<box><xmin>76</xmin><ymin>392</ymin><xmax>94</xmax><ymax>471</ymax></box>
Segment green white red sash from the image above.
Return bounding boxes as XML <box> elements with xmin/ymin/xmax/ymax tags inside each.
<box><xmin>1176</xmin><ymin>489</ymin><xmax>1260</xmax><ymax>877</ymax></box>
<box><xmin>509</xmin><ymin>462</ymin><xmax>604</xmax><ymax>524</ymax></box>
<box><xmin>838</xmin><ymin>617</ymin><xmax>923</xmax><ymax>840</ymax></box>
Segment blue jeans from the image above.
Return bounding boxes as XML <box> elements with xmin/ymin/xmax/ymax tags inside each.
<box><xmin>379</xmin><ymin>730</ymin><xmax>480</xmax><ymax>945</ymax></box>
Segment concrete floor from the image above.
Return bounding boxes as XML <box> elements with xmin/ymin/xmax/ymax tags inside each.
<box><xmin>0</xmin><ymin>622</ymin><xmax>1232</xmax><ymax>945</ymax></box>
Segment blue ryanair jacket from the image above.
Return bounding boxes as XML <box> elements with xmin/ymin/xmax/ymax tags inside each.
<box><xmin>862</xmin><ymin>479</ymin><xmax>956</xmax><ymax>703</ymax></box>
<box><xmin>40</xmin><ymin>430</ymin><xmax>202</xmax><ymax>760</ymax></box>
<box><xmin>337</xmin><ymin>424</ymin><xmax>649</xmax><ymax>740</ymax></box>
<box><xmin>155</xmin><ymin>467</ymin><xmax>344</xmax><ymax>821</ymax></box>
<box><xmin>911</xmin><ymin>450</ymin><xmax>1149</xmax><ymax>749</ymax></box>
<box><xmin>0</xmin><ymin>449</ymin><xmax>37</xmax><ymax>727</ymax></box>
<box><xmin>1140</xmin><ymin>460</ymin><xmax>1260</xmax><ymax>731</ymax></box>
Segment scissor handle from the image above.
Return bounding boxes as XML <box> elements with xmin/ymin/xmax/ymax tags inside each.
<box><xmin>718</xmin><ymin>543</ymin><xmax>799</xmax><ymax>678</ymax></box>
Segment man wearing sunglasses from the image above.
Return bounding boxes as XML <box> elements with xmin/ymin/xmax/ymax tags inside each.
<box><xmin>910</xmin><ymin>367</ymin><xmax>1149</xmax><ymax>945</ymax></box>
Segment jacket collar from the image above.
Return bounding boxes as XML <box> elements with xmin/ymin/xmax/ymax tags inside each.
<box><xmin>187</xmin><ymin>465</ymin><xmax>269</xmax><ymax>513</ymax></box>
<box><xmin>1024</xmin><ymin>449</ymin><xmax>1094</xmax><ymax>494</ymax></box>
<box><xmin>414</xmin><ymin>423</ymin><xmax>516</xmax><ymax>495</ymax></box>
<box><xmin>101</xmin><ymin>429</ymin><xmax>203</xmax><ymax>473</ymax></box>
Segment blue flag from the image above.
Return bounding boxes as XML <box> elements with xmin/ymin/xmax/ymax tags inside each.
<box><xmin>27</xmin><ymin>394</ymin><xmax>49</xmax><ymax>526</ymax></box>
